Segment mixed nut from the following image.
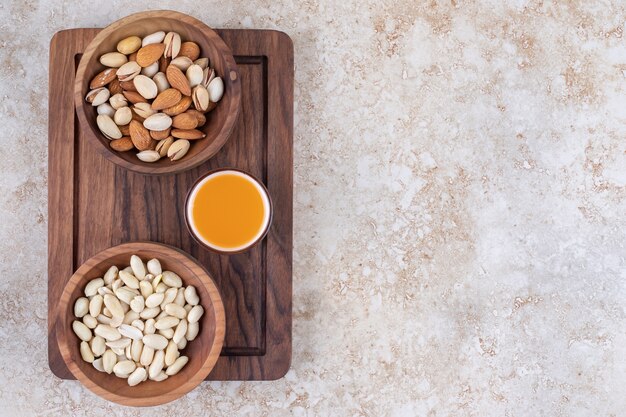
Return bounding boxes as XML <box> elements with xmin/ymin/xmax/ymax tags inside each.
<box><xmin>85</xmin><ymin>31</ymin><xmax>225</xmax><ymax>163</ymax></box>
<box><xmin>71</xmin><ymin>255</ymin><xmax>204</xmax><ymax>386</ymax></box>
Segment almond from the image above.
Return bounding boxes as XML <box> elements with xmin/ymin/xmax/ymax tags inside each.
<box><xmin>110</xmin><ymin>137</ymin><xmax>134</xmax><ymax>151</ymax></box>
<box><xmin>108</xmin><ymin>78</ymin><xmax>123</xmax><ymax>95</ymax></box>
<box><xmin>166</xmin><ymin>65</ymin><xmax>191</xmax><ymax>96</ymax></box>
<box><xmin>119</xmin><ymin>124</ymin><xmax>130</xmax><ymax>136</ymax></box>
<box><xmin>186</xmin><ymin>109</ymin><xmax>206</xmax><ymax>127</ymax></box>
<box><xmin>136</xmin><ymin>43</ymin><xmax>166</xmax><ymax>67</ymax></box>
<box><xmin>179</xmin><ymin>42</ymin><xmax>200</xmax><ymax>61</ymax></box>
<box><xmin>171</xmin><ymin>129</ymin><xmax>205</xmax><ymax>140</ymax></box>
<box><xmin>120</xmin><ymin>80</ymin><xmax>138</xmax><ymax>92</ymax></box>
<box><xmin>162</xmin><ymin>96</ymin><xmax>192</xmax><ymax>116</ymax></box>
<box><xmin>158</xmin><ymin>56</ymin><xmax>170</xmax><ymax>74</ymax></box>
<box><xmin>150</xmin><ymin>128</ymin><xmax>171</xmax><ymax>140</ymax></box>
<box><xmin>129</xmin><ymin>120</ymin><xmax>154</xmax><ymax>151</ymax></box>
<box><xmin>171</xmin><ymin>112</ymin><xmax>198</xmax><ymax>130</ymax></box>
<box><xmin>90</xmin><ymin>68</ymin><xmax>117</xmax><ymax>89</ymax></box>
<box><xmin>129</xmin><ymin>52</ymin><xmax>138</xmax><ymax>62</ymax></box>
<box><xmin>151</xmin><ymin>88</ymin><xmax>182</xmax><ymax>111</ymax></box>
<box><xmin>123</xmin><ymin>91</ymin><xmax>146</xmax><ymax>104</ymax></box>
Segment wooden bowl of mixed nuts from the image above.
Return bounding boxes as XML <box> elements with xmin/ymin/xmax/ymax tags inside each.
<box><xmin>55</xmin><ymin>241</ymin><xmax>225</xmax><ymax>406</ymax></box>
<box><xmin>74</xmin><ymin>10</ymin><xmax>241</xmax><ymax>175</ymax></box>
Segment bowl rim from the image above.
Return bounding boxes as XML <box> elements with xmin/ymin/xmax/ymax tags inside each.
<box><xmin>74</xmin><ymin>10</ymin><xmax>242</xmax><ymax>175</ymax></box>
<box><xmin>184</xmin><ymin>168</ymin><xmax>274</xmax><ymax>255</ymax></box>
<box><xmin>55</xmin><ymin>241</ymin><xmax>225</xmax><ymax>406</ymax></box>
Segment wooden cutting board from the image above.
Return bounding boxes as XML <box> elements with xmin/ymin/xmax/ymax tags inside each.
<box><xmin>48</xmin><ymin>28</ymin><xmax>293</xmax><ymax>380</ymax></box>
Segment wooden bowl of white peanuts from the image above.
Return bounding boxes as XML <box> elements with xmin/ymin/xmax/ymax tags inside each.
<box><xmin>55</xmin><ymin>241</ymin><xmax>225</xmax><ymax>406</ymax></box>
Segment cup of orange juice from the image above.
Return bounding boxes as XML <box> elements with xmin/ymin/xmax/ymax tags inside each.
<box><xmin>185</xmin><ymin>168</ymin><xmax>272</xmax><ymax>253</ymax></box>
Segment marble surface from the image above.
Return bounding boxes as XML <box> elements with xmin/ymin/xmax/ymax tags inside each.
<box><xmin>1</xmin><ymin>0</ymin><xmax>625</xmax><ymax>415</ymax></box>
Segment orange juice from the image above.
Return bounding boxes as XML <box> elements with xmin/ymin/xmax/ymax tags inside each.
<box><xmin>186</xmin><ymin>170</ymin><xmax>271</xmax><ymax>252</ymax></box>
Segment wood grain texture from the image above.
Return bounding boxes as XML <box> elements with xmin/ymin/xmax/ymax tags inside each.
<box><xmin>48</xmin><ymin>28</ymin><xmax>293</xmax><ymax>381</ymax></box>
<box><xmin>74</xmin><ymin>11</ymin><xmax>242</xmax><ymax>175</ymax></box>
<box><xmin>56</xmin><ymin>242</ymin><xmax>225</xmax><ymax>406</ymax></box>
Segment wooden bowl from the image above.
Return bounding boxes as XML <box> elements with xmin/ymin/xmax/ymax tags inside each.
<box><xmin>55</xmin><ymin>242</ymin><xmax>225</xmax><ymax>406</ymax></box>
<box><xmin>74</xmin><ymin>10</ymin><xmax>241</xmax><ymax>175</ymax></box>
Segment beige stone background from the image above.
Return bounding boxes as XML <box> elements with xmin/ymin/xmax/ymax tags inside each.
<box><xmin>1</xmin><ymin>0</ymin><xmax>625</xmax><ymax>415</ymax></box>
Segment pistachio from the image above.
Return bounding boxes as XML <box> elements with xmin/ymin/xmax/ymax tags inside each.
<box><xmin>109</xmin><ymin>93</ymin><xmax>128</xmax><ymax>109</ymax></box>
<box><xmin>194</xmin><ymin>57</ymin><xmax>209</xmax><ymax>70</ymax></box>
<box><xmin>202</xmin><ymin>67</ymin><xmax>215</xmax><ymax>87</ymax></box>
<box><xmin>141</xmin><ymin>61</ymin><xmax>159</xmax><ymax>78</ymax></box>
<box><xmin>142</xmin><ymin>31</ymin><xmax>165</xmax><ymax>46</ymax></box>
<box><xmin>167</xmin><ymin>139</ymin><xmax>190</xmax><ymax>161</ymax></box>
<box><xmin>97</xmin><ymin>102</ymin><xmax>116</xmax><ymax>117</ymax></box>
<box><xmin>92</xmin><ymin>30</ymin><xmax>221</xmax><ymax>163</ymax></box>
<box><xmin>100</xmin><ymin>52</ymin><xmax>128</xmax><ymax>68</ymax></box>
<box><xmin>153</xmin><ymin>72</ymin><xmax>170</xmax><ymax>93</ymax></box>
<box><xmin>155</xmin><ymin>137</ymin><xmax>174</xmax><ymax>157</ymax></box>
<box><xmin>163</xmin><ymin>32</ymin><xmax>181</xmax><ymax>59</ymax></box>
<box><xmin>186</xmin><ymin>64</ymin><xmax>203</xmax><ymax>88</ymax></box>
<box><xmin>96</xmin><ymin>115</ymin><xmax>122</xmax><ymax>140</ymax></box>
<box><xmin>208</xmin><ymin>77</ymin><xmax>224</xmax><ymax>102</ymax></box>
<box><xmin>86</xmin><ymin>87</ymin><xmax>110</xmax><ymax>106</ymax></box>
<box><xmin>143</xmin><ymin>113</ymin><xmax>172</xmax><ymax>131</ymax></box>
<box><xmin>170</xmin><ymin>56</ymin><xmax>193</xmax><ymax>71</ymax></box>
<box><xmin>113</xmin><ymin>107</ymin><xmax>132</xmax><ymax>126</ymax></box>
<box><xmin>137</xmin><ymin>150</ymin><xmax>161</xmax><ymax>163</ymax></box>
<box><xmin>133</xmin><ymin>75</ymin><xmax>158</xmax><ymax>100</ymax></box>
<box><xmin>117</xmin><ymin>36</ymin><xmax>142</xmax><ymax>55</ymax></box>
<box><xmin>192</xmin><ymin>85</ymin><xmax>210</xmax><ymax>112</ymax></box>
<box><xmin>116</xmin><ymin>61</ymin><xmax>141</xmax><ymax>82</ymax></box>
<box><xmin>132</xmin><ymin>102</ymin><xmax>156</xmax><ymax>119</ymax></box>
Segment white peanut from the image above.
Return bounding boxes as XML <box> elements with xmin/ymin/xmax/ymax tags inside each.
<box><xmin>71</xmin><ymin>254</ymin><xmax>203</xmax><ymax>386</ymax></box>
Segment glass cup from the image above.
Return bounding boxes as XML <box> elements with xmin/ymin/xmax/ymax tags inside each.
<box><xmin>185</xmin><ymin>168</ymin><xmax>272</xmax><ymax>254</ymax></box>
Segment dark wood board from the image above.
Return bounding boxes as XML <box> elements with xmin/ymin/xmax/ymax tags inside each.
<box><xmin>48</xmin><ymin>28</ymin><xmax>293</xmax><ymax>381</ymax></box>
